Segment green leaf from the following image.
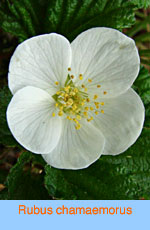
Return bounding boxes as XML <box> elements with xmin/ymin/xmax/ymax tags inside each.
<box><xmin>126</xmin><ymin>16</ymin><xmax>150</xmax><ymax>37</ymax></box>
<box><xmin>140</xmin><ymin>59</ymin><xmax>150</xmax><ymax>66</ymax></box>
<box><xmin>0</xmin><ymin>169</ymin><xmax>8</xmax><ymax>184</ymax></box>
<box><xmin>139</xmin><ymin>50</ymin><xmax>150</xmax><ymax>57</ymax></box>
<box><xmin>135</xmin><ymin>33</ymin><xmax>150</xmax><ymax>43</ymax></box>
<box><xmin>131</xmin><ymin>0</ymin><xmax>150</xmax><ymax>8</ymax></box>
<box><xmin>0</xmin><ymin>87</ymin><xmax>18</xmax><ymax>147</ymax></box>
<box><xmin>5</xmin><ymin>151</ymin><xmax>49</xmax><ymax>200</ymax></box>
<box><xmin>44</xmin><ymin>128</ymin><xmax>150</xmax><ymax>200</ymax></box>
<box><xmin>0</xmin><ymin>0</ymin><xmax>148</xmax><ymax>42</ymax></box>
<box><xmin>133</xmin><ymin>66</ymin><xmax>150</xmax><ymax>128</ymax></box>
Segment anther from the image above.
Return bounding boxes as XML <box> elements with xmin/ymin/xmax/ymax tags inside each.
<box><xmin>84</xmin><ymin>107</ymin><xmax>89</xmax><ymax>111</ymax></box>
<box><xmin>94</xmin><ymin>94</ymin><xmax>98</xmax><ymax>100</ymax></box>
<box><xmin>71</xmin><ymin>75</ymin><xmax>74</xmax><ymax>79</ymax></box>
<box><xmin>79</xmin><ymin>74</ymin><xmax>83</xmax><ymax>80</ymax></box>
<box><xmin>88</xmin><ymin>79</ymin><xmax>92</xmax><ymax>83</ymax></box>
<box><xmin>97</xmin><ymin>85</ymin><xmax>101</xmax><ymax>88</ymax></box>
<box><xmin>68</xmin><ymin>67</ymin><xmax>71</xmax><ymax>71</ymax></box>
<box><xmin>64</xmin><ymin>87</ymin><xmax>69</xmax><ymax>92</ymax></box>
<box><xmin>83</xmin><ymin>112</ymin><xmax>88</xmax><ymax>117</ymax></box>
<box><xmin>103</xmin><ymin>91</ymin><xmax>107</xmax><ymax>95</ymax></box>
<box><xmin>58</xmin><ymin>111</ymin><xmax>63</xmax><ymax>116</ymax></box>
<box><xmin>95</xmin><ymin>111</ymin><xmax>99</xmax><ymax>115</ymax></box>
<box><xmin>56</xmin><ymin>91</ymin><xmax>61</xmax><ymax>95</ymax></box>
<box><xmin>52</xmin><ymin>112</ymin><xmax>55</xmax><ymax>117</ymax></box>
<box><xmin>87</xmin><ymin>116</ymin><xmax>93</xmax><ymax>122</ymax></box>
<box><xmin>59</xmin><ymin>105</ymin><xmax>64</xmax><ymax>110</ymax></box>
<box><xmin>101</xmin><ymin>110</ymin><xmax>104</xmax><ymax>114</ymax></box>
<box><xmin>74</xmin><ymin>88</ymin><xmax>78</xmax><ymax>93</ymax></box>
<box><xmin>75</xmin><ymin>124</ymin><xmax>81</xmax><ymax>130</ymax></box>
<box><xmin>67</xmin><ymin>100</ymin><xmax>73</xmax><ymax>106</ymax></box>
<box><xmin>55</xmin><ymin>81</ymin><xmax>59</xmax><ymax>85</ymax></box>
<box><xmin>76</xmin><ymin>115</ymin><xmax>81</xmax><ymax>120</ymax></box>
<box><xmin>72</xmin><ymin>104</ymin><xmax>77</xmax><ymax>111</ymax></box>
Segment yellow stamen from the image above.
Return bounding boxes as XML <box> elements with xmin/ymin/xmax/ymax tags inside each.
<box><xmin>55</xmin><ymin>103</ymin><xmax>58</xmax><ymax>107</ymax></box>
<box><xmin>55</xmin><ymin>81</ymin><xmax>59</xmax><ymax>85</ymax></box>
<box><xmin>70</xmin><ymin>91</ymin><xmax>76</xmax><ymax>96</ymax></box>
<box><xmin>74</xmin><ymin>88</ymin><xmax>78</xmax><ymax>93</ymax></box>
<box><xmin>70</xmin><ymin>110</ymin><xmax>75</xmax><ymax>115</ymax></box>
<box><xmin>58</xmin><ymin>111</ymin><xmax>63</xmax><ymax>116</ymax></box>
<box><xmin>76</xmin><ymin>115</ymin><xmax>81</xmax><ymax>120</ymax></box>
<box><xmin>73</xmin><ymin>118</ymin><xmax>79</xmax><ymax>124</ymax></box>
<box><xmin>64</xmin><ymin>93</ymin><xmax>69</xmax><ymax>98</ymax></box>
<box><xmin>71</xmin><ymin>75</ymin><xmax>74</xmax><ymax>79</ymax></box>
<box><xmin>72</xmin><ymin>104</ymin><xmax>77</xmax><ymax>111</ymax></box>
<box><xmin>59</xmin><ymin>105</ymin><xmax>64</xmax><ymax>110</ymax></box>
<box><xmin>88</xmin><ymin>79</ymin><xmax>92</xmax><ymax>83</ymax></box>
<box><xmin>52</xmin><ymin>112</ymin><xmax>55</xmax><ymax>117</ymax></box>
<box><xmin>84</xmin><ymin>87</ymin><xmax>87</xmax><ymax>92</ymax></box>
<box><xmin>67</xmin><ymin>98</ymin><xmax>74</xmax><ymax>105</ymax></box>
<box><xmin>96</xmin><ymin>105</ymin><xmax>99</xmax><ymax>109</ymax></box>
<box><xmin>86</xmin><ymin>98</ymin><xmax>90</xmax><ymax>103</ymax></box>
<box><xmin>87</xmin><ymin>116</ymin><xmax>93</xmax><ymax>122</ymax></box>
<box><xmin>79</xmin><ymin>74</ymin><xmax>83</xmax><ymax>80</ymax></box>
<box><xmin>81</xmin><ymin>84</ymin><xmax>85</xmax><ymax>88</ymax></box>
<box><xmin>101</xmin><ymin>110</ymin><xmax>104</xmax><ymax>114</ymax></box>
<box><xmin>101</xmin><ymin>102</ymin><xmax>104</xmax><ymax>106</ymax></box>
<box><xmin>95</xmin><ymin>111</ymin><xmax>99</xmax><ymax>115</ymax></box>
<box><xmin>56</xmin><ymin>91</ymin><xmax>61</xmax><ymax>95</ymax></box>
<box><xmin>68</xmin><ymin>67</ymin><xmax>71</xmax><ymax>71</ymax></box>
<box><xmin>64</xmin><ymin>87</ymin><xmax>69</xmax><ymax>92</ymax></box>
<box><xmin>97</xmin><ymin>85</ymin><xmax>101</xmax><ymax>88</ymax></box>
<box><xmin>90</xmin><ymin>107</ymin><xmax>94</xmax><ymax>111</ymax></box>
<box><xmin>94</xmin><ymin>94</ymin><xmax>98</xmax><ymax>100</ymax></box>
<box><xmin>103</xmin><ymin>91</ymin><xmax>107</xmax><ymax>95</ymax></box>
<box><xmin>76</xmin><ymin>108</ymin><xmax>81</xmax><ymax>113</ymax></box>
<box><xmin>75</xmin><ymin>124</ymin><xmax>81</xmax><ymax>130</ymax></box>
<box><xmin>83</xmin><ymin>112</ymin><xmax>88</xmax><ymax>117</ymax></box>
<box><xmin>67</xmin><ymin>116</ymin><xmax>70</xmax><ymax>120</ymax></box>
<box><xmin>84</xmin><ymin>107</ymin><xmax>89</xmax><ymax>111</ymax></box>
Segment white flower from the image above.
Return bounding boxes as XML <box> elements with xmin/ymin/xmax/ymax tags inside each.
<box><xmin>7</xmin><ymin>28</ymin><xmax>145</xmax><ymax>170</ymax></box>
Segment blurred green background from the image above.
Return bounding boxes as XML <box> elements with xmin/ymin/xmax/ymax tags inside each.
<box><xmin>0</xmin><ymin>0</ymin><xmax>150</xmax><ymax>200</ymax></box>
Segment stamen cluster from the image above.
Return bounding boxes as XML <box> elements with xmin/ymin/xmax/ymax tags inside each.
<box><xmin>52</xmin><ymin>69</ymin><xmax>107</xmax><ymax>130</ymax></box>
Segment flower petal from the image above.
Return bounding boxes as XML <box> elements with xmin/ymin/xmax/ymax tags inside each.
<box><xmin>70</xmin><ymin>28</ymin><xmax>140</xmax><ymax>98</ymax></box>
<box><xmin>42</xmin><ymin>119</ymin><xmax>105</xmax><ymax>169</ymax></box>
<box><xmin>92</xmin><ymin>89</ymin><xmax>145</xmax><ymax>155</ymax></box>
<box><xmin>7</xmin><ymin>86</ymin><xmax>62</xmax><ymax>153</ymax></box>
<box><xmin>8</xmin><ymin>33</ymin><xmax>72</xmax><ymax>95</ymax></box>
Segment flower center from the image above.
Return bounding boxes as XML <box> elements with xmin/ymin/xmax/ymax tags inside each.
<box><xmin>52</xmin><ymin>68</ymin><xmax>107</xmax><ymax>130</ymax></box>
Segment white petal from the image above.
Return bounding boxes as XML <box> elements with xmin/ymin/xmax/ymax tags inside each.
<box><xmin>8</xmin><ymin>33</ymin><xmax>72</xmax><ymax>95</ymax></box>
<box><xmin>42</xmin><ymin>119</ymin><xmax>105</xmax><ymax>169</ymax></box>
<box><xmin>7</xmin><ymin>86</ymin><xmax>62</xmax><ymax>153</ymax></box>
<box><xmin>70</xmin><ymin>28</ymin><xmax>140</xmax><ymax>98</ymax></box>
<box><xmin>92</xmin><ymin>89</ymin><xmax>145</xmax><ymax>155</ymax></box>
